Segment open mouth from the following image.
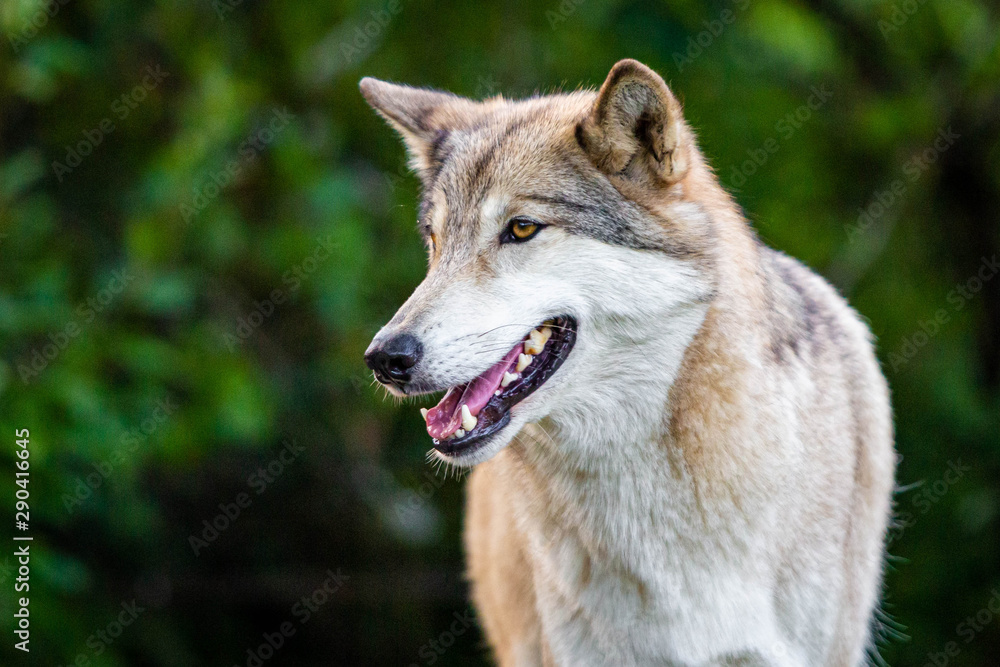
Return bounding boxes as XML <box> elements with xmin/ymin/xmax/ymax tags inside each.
<box><xmin>420</xmin><ymin>316</ymin><xmax>577</xmax><ymax>456</ymax></box>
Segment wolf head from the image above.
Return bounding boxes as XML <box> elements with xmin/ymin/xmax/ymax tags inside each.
<box><xmin>363</xmin><ymin>60</ymin><xmax>718</xmax><ymax>465</ymax></box>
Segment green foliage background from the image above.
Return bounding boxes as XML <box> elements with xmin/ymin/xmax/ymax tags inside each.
<box><xmin>0</xmin><ymin>0</ymin><xmax>998</xmax><ymax>664</ymax></box>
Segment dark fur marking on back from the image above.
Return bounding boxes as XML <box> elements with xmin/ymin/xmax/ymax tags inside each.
<box><xmin>769</xmin><ymin>252</ymin><xmax>855</xmax><ymax>368</ymax></box>
<box><xmin>769</xmin><ymin>254</ymin><xmax>821</xmax><ymax>364</ymax></box>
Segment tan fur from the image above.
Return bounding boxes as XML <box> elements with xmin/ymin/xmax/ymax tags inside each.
<box><xmin>363</xmin><ymin>60</ymin><xmax>896</xmax><ymax>666</ymax></box>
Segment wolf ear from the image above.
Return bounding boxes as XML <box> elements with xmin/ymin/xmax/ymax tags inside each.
<box><xmin>577</xmin><ymin>60</ymin><xmax>691</xmax><ymax>185</ymax></box>
<box><xmin>360</xmin><ymin>77</ymin><xmax>468</xmax><ymax>181</ymax></box>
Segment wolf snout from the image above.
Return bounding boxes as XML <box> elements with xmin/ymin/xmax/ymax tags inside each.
<box><xmin>365</xmin><ymin>332</ymin><xmax>423</xmax><ymax>388</ymax></box>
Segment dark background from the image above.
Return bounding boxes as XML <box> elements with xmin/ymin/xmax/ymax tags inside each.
<box><xmin>1</xmin><ymin>0</ymin><xmax>999</xmax><ymax>664</ymax></box>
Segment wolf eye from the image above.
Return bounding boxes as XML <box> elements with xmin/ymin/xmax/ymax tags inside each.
<box><xmin>502</xmin><ymin>217</ymin><xmax>544</xmax><ymax>244</ymax></box>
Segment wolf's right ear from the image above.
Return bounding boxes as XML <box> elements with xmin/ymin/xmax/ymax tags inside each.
<box><xmin>360</xmin><ymin>78</ymin><xmax>472</xmax><ymax>182</ymax></box>
<box><xmin>577</xmin><ymin>60</ymin><xmax>691</xmax><ymax>186</ymax></box>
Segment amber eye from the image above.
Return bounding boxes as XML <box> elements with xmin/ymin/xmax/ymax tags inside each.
<box><xmin>502</xmin><ymin>217</ymin><xmax>544</xmax><ymax>244</ymax></box>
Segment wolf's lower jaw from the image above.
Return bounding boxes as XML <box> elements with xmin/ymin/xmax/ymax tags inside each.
<box><xmin>423</xmin><ymin>315</ymin><xmax>578</xmax><ymax>459</ymax></box>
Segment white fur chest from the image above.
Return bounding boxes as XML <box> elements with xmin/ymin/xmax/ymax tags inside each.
<box><xmin>503</xmin><ymin>427</ymin><xmax>802</xmax><ymax>667</ymax></box>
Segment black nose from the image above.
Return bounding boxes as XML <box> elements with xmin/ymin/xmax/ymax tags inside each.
<box><xmin>365</xmin><ymin>333</ymin><xmax>423</xmax><ymax>386</ymax></box>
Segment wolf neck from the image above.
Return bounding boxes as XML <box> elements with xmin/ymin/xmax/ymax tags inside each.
<box><xmin>504</xmin><ymin>301</ymin><xmax>707</xmax><ymax>565</ymax></box>
<box><xmin>540</xmin><ymin>302</ymin><xmax>709</xmax><ymax>462</ymax></box>
<box><xmin>509</xmin><ymin>301</ymin><xmax>709</xmax><ymax>517</ymax></box>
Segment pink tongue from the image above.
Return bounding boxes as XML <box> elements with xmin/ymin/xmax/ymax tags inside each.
<box><xmin>426</xmin><ymin>344</ymin><xmax>523</xmax><ymax>439</ymax></box>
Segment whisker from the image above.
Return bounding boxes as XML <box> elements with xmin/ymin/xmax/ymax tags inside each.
<box><xmin>452</xmin><ymin>322</ymin><xmax>575</xmax><ymax>342</ymax></box>
<box><xmin>453</xmin><ymin>323</ymin><xmax>531</xmax><ymax>341</ymax></box>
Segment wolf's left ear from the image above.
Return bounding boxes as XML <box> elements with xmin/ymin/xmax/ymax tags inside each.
<box><xmin>577</xmin><ymin>60</ymin><xmax>691</xmax><ymax>185</ymax></box>
<box><xmin>360</xmin><ymin>77</ymin><xmax>471</xmax><ymax>181</ymax></box>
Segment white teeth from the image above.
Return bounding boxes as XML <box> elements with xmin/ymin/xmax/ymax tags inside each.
<box><xmin>494</xmin><ymin>390</ymin><xmax>502</xmax><ymax>396</ymax></box>
<box><xmin>525</xmin><ymin>328</ymin><xmax>547</xmax><ymax>355</ymax></box>
<box><xmin>420</xmin><ymin>408</ymin><xmax>429</xmax><ymax>421</ymax></box>
<box><xmin>501</xmin><ymin>371</ymin><xmax>518</xmax><ymax>387</ymax></box>
<box><xmin>540</xmin><ymin>326</ymin><xmax>553</xmax><ymax>343</ymax></box>
<box><xmin>455</xmin><ymin>429</ymin><xmax>466</xmax><ymax>438</ymax></box>
<box><xmin>516</xmin><ymin>353</ymin><xmax>532</xmax><ymax>372</ymax></box>
<box><xmin>461</xmin><ymin>404</ymin><xmax>478</xmax><ymax>431</ymax></box>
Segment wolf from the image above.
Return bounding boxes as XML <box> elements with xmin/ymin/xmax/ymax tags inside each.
<box><xmin>361</xmin><ymin>59</ymin><xmax>895</xmax><ymax>666</ymax></box>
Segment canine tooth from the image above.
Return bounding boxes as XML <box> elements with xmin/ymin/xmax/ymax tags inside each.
<box><xmin>461</xmin><ymin>404</ymin><xmax>478</xmax><ymax>431</ymax></box>
<box><xmin>501</xmin><ymin>371</ymin><xmax>518</xmax><ymax>387</ymax></box>
<box><xmin>455</xmin><ymin>429</ymin><xmax>466</xmax><ymax>438</ymax></box>
<box><xmin>540</xmin><ymin>326</ymin><xmax>553</xmax><ymax>343</ymax></box>
<box><xmin>420</xmin><ymin>408</ymin><xmax>429</xmax><ymax>421</ymax></box>
<box><xmin>494</xmin><ymin>390</ymin><xmax>501</xmax><ymax>396</ymax></box>
<box><xmin>524</xmin><ymin>330</ymin><xmax>545</xmax><ymax>355</ymax></box>
<box><xmin>516</xmin><ymin>353</ymin><xmax>532</xmax><ymax>372</ymax></box>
